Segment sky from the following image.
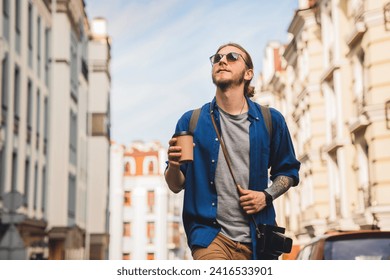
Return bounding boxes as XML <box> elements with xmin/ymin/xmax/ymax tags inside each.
<box><xmin>84</xmin><ymin>0</ymin><xmax>298</xmax><ymax>148</ymax></box>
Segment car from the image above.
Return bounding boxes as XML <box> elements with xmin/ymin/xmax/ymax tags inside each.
<box><xmin>295</xmin><ymin>230</ymin><xmax>390</xmax><ymax>260</ymax></box>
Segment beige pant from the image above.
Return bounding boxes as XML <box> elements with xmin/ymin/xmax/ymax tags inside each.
<box><xmin>191</xmin><ymin>233</ymin><xmax>252</xmax><ymax>260</ymax></box>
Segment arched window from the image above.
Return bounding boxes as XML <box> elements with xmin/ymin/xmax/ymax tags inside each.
<box><xmin>124</xmin><ymin>191</ymin><xmax>131</xmax><ymax>206</ymax></box>
<box><xmin>143</xmin><ymin>156</ymin><xmax>158</xmax><ymax>175</ymax></box>
<box><xmin>148</xmin><ymin>161</ymin><xmax>154</xmax><ymax>174</ymax></box>
<box><xmin>124</xmin><ymin>162</ymin><xmax>131</xmax><ymax>176</ymax></box>
<box><xmin>147</xmin><ymin>191</ymin><xmax>155</xmax><ymax>213</ymax></box>
<box><xmin>123</xmin><ymin>222</ymin><xmax>131</xmax><ymax>237</ymax></box>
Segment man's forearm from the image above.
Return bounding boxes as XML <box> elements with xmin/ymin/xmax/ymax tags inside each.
<box><xmin>165</xmin><ymin>165</ymin><xmax>185</xmax><ymax>193</ymax></box>
<box><xmin>265</xmin><ymin>175</ymin><xmax>294</xmax><ymax>200</ymax></box>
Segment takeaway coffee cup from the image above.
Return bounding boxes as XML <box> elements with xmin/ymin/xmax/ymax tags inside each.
<box><xmin>173</xmin><ymin>131</ymin><xmax>194</xmax><ymax>163</ymax></box>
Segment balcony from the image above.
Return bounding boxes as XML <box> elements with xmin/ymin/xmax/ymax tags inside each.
<box><xmin>91</xmin><ymin>113</ymin><xmax>109</xmax><ymax>138</ymax></box>
<box><xmin>348</xmin><ymin>114</ymin><xmax>369</xmax><ymax>135</ymax></box>
<box><xmin>321</xmin><ymin>63</ymin><xmax>340</xmax><ymax>83</ymax></box>
<box><xmin>346</xmin><ymin>21</ymin><xmax>366</xmax><ymax>48</ymax></box>
<box><xmin>283</xmin><ymin>37</ymin><xmax>297</xmax><ymax>65</ymax></box>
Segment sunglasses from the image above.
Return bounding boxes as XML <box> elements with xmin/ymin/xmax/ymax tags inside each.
<box><xmin>209</xmin><ymin>52</ymin><xmax>250</xmax><ymax>67</ymax></box>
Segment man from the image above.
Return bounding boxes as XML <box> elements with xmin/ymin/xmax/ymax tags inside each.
<box><xmin>165</xmin><ymin>43</ymin><xmax>300</xmax><ymax>260</ymax></box>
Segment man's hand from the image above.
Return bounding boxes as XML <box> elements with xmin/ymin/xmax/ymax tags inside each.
<box><xmin>167</xmin><ymin>137</ymin><xmax>182</xmax><ymax>168</ymax></box>
<box><xmin>165</xmin><ymin>137</ymin><xmax>185</xmax><ymax>193</ymax></box>
<box><xmin>237</xmin><ymin>185</ymin><xmax>267</xmax><ymax>215</ymax></box>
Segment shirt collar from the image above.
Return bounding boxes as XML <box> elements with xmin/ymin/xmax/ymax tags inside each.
<box><xmin>211</xmin><ymin>96</ymin><xmax>259</xmax><ymax>121</ymax></box>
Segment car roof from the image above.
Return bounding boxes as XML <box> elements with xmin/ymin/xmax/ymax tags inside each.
<box><xmin>302</xmin><ymin>230</ymin><xmax>390</xmax><ymax>245</ymax></box>
<box><xmin>323</xmin><ymin>230</ymin><xmax>390</xmax><ymax>241</ymax></box>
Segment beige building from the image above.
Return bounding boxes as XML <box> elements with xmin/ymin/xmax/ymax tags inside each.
<box><xmin>0</xmin><ymin>0</ymin><xmax>111</xmax><ymax>259</ymax></box>
<box><xmin>255</xmin><ymin>0</ymin><xmax>390</xmax><ymax>246</ymax></box>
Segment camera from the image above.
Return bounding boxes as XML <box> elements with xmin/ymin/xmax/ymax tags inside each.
<box><xmin>256</xmin><ymin>224</ymin><xmax>293</xmax><ymax>259</ymax></box>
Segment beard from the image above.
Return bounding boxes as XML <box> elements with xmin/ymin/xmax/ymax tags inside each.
<box><xmin>212</xmin><ymin>69</ymin><xmax>246</xmax><ymax>91</ymax></box>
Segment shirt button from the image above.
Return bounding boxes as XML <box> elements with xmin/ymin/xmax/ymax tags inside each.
<box><xmin>211</xmin><ymin>159</ymin><xmax>215</xmax><ymax>163</ymax></box>
<box><xmin>210</xmin><ymin>181</ymin><xmax>214</xmax><ymax>185</ymax></box>
<box><xmin>215</xmin><ymin>138</ymin><xmax>218</xmax><ymax>141</ymax></box>
<box><xmin>212</xmin><ymin>202</ymin><xmax>215</xmax><ymax>206</ymax></box>
<box><xmin>213</xmin><ymin>221</ymin><xmax>217</xmax><ymax>225</ymax></box>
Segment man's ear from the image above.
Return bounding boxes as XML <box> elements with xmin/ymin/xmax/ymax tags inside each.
<box><xmin>244</xmin><ymin>68</ymin><xmax>254</xmax><ymax>81</ymax></box>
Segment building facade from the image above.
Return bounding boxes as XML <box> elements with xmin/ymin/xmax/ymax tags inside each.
<box><xmin>109</xmin><ymin>141</ymin><xmax>188</xmax><ymax>260</ymax></box>
<box><xmin>255</xmin><ymin>0</ymin><xmax>390</xmax><ymax>247</ymax></box>
<box><xmin>0</xmin><ymin>0</ymin><xmax>111</xmax><ymax>260</ymax></box>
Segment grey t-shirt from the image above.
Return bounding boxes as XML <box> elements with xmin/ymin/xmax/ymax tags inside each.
<box><xmin>215</xmin><ymin>108</ymin><xmax>251</xmax><ymax>243</ymax></box>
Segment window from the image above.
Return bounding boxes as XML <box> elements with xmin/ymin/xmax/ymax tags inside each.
<box><xmin>323</xmin><ymin>237</ymin><xmax>390</xmax><ymax>260</ymax></box>
<box><xmin>1</xmin><ymin>54</ymin><xmax>9</xmax><ymax>123</ymax></box>
<box><xmin>148</xmin><ymin>161</ymin><xmax>154</xmax><ymax>174</ymax></box>
<box><xmin>69</xmin><ymin>111</ymin><xmax>77</xmax><ymax>165</ymax></box>
<box><xmin>36</xmin><ymin>90</ymin><xmax>40</xmax><ymax>150</ymax></box>
<box><xmin>28</xmin><ymin>3</ymin><xmax>33</xmax><ymax>68</ymax></box>
<box><xmin>33</xmin><ymin>163</ymin><xmax>38</xmax><ymax>210</ymax></box>
<box><xmin>124</xmin><ymin>191</ymin><xmax>131</xmax><ymax>206</ymax></box>
<box><xmin>26</xmin><ymin>80</ymin><xmax>33</xmax><ymax>143</ymax></box>
<box><xmin>41</xmin><ymin>167</ymin><xmax>46</xmax><ymax>214</ymax></box>
<box><xmin>3</xmin><ymin>0</ymin><xmax>9</xmax><ymax>41</ymax></box>
<box><xmin>14</xmin><ymin>65</ymin><xmax>20</xmax><ymax>134</ymax></box>
<box><xmin>124</xmin><ymin>162</ymin><xmax>131</xmax><ymax>176</ymax></box>
<box><xmin>44</xmin><ymin>28</ymin><xmax>50</xmax><ymax>86</ymax></box>
<box><xmin>147</xmin><ymin>191</ymin><xmax>155</xmax><ymax>213</ymax></box>
<box><xmin>36</xmin><ymin>90</ymin><xmax>40</xmax><ymax>134</ymax></box>
<box><xmin>11</xmin><ymin>152</ymin><xmax>17</xmax><ymax>191</ymax></box>
<box><xmin>171</xmin><ymin>222</ymin><xmax>180</xmax><ymax>247</ymax></box>
<box><xmin>24</xmin><ymin>159</ymin><xmax>30</xmax><ymax>206</ymax></box>
<box><xmin>0</xmin><ymin>148</ymin><xmax>5</xmax><ymax>197</ymax></box>
<box><xmin>353</xmin><ymin>50</ymin><xmax>365</xmax><ymax>114</ymax></box>
<box><xmin>43</xmin><ymin>97</ymin><xmax>48</xmax><ymax>154</ymax></box>
<box><xmin>37</xmin><ymin>17</ymin><xmax>41</xmax><ymax>77</ymax></box>
<box><xmin>15</xmin><ymin>0</ymin><xmax>21</xmax><ymax>53</ymax></box>
<box><xmin>70</xmin><ymin>32</ymin><xmax>78</xmax><ymax>101</ymax></box>
<box><xmin>91</xmin><ymin>113</ymin><xmax>108</xmax><ymax>137</ymax></box>
<box><xmin>67</xmin><ymin>174</ymin><xmax>76</xmax><ymax>225</ymax></box>
<box><xmin>123</xmin><ymin>222</ymin><xmax>131</xmax><ymax>237</ymax></box>
<box><xmin>147</xmin><ymin>222</ymin><xmax>155</xmax><ymax>244</ymax></box>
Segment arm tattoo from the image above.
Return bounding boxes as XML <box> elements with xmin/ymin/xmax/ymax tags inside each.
<box><xmin>265</xmin><ymin>175</ymin><xmax>294</xmax><ymax>200</ymax></box>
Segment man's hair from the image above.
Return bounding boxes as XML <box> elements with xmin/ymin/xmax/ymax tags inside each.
<box><xmin>215</xmin><ymin>42</ymin><xmax>255</xmax><ymax>97</ymax></box>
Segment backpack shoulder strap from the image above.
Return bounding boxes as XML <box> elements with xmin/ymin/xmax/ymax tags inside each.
<box><xmin>260</xmin><ymin>105</ymin><xmax>272</xmax><ymax>140</ymax></box>
<box><xmin>189</xmin><ymin>108</ymin><xmax>201</xmax><ymax>134</ymax></box>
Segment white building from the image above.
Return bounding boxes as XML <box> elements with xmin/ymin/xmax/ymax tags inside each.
<box><xmin>109</xmin><ymin>141</ymin><xmax>187</xmax><ymax>260</ymax></box>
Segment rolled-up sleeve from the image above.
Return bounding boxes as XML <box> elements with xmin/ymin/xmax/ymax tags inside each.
<box><xmin>268</xmin><ymin>109</ymin><xmax>300</xmax><ymax>186</ymax></box>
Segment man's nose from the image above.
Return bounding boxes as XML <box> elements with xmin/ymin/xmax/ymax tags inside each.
<box><xmin>218</xmin><ymin>55</ymin><xmax>228</xmax><ymax>64</ymax></box>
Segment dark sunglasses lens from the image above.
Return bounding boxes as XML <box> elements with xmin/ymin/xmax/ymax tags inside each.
<box><xmin>226</xmin><ymin>52</ymin><xmax>239</xmax><ymax>61</ymax></box>
<box><xmin>212</xmin><ymin>54</ymin><xmax>223</xmax><ymax>64</ymax></box>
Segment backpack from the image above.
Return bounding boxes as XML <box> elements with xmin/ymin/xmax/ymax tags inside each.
<box><xmin>188</xmin><ymin>104</ymin><xmax>273</xmax><ymax>140</ymax></box>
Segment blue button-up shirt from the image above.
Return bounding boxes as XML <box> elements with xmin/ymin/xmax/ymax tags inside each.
<box><xmin>172</xmin><ymin>97</ymin><xmax>300</xmax><ymax>259</ymax></box>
